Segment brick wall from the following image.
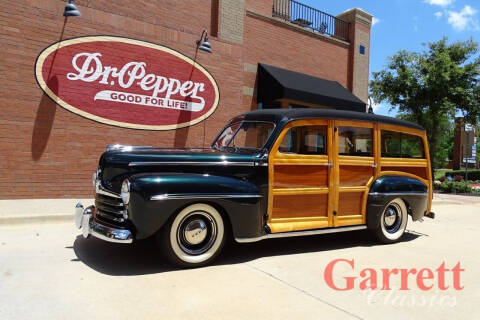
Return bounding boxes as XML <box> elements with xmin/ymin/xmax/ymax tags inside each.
<box><xmin>241</xmin><ymin>11</ymin><xmax>350</xmax><ymax>110</ymax></box>
<box><xmin>245</xmin><ymin>0</ymin><xmax>272</xmax><ymax>17</ymax></box>
<box><xmin>0</xmin><ymin>0</ymin><xmax>368</xmax><ymax>199</ymax></box>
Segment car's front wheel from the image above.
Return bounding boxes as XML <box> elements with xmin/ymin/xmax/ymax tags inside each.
<box><xmin>372</xmin><ymin>198</ymin><xmax>408</xmax><ymax>244</ymax></box>
<box><xmin>159</xmin><ymin>203</ymin><xmax>226</xmax><ymax>268</ymax></box>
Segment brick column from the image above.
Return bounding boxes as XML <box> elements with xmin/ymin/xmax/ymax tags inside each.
<box><xmin>453</xmin><ymin>117</ymin><xmax>479</xmax><ymax>170</ymax></box>
<box><xmin>336</xmin><ymin>8</ymin><xmax>373</xmax><ymax>107</ymax></box>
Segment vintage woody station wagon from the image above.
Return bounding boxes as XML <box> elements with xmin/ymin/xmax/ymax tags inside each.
<box><xmin>75</xmin><ymin>109</ymin><xmax>434</xmax><ymax>267</ymax></box>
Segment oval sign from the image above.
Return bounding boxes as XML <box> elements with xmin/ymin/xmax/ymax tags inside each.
<box><xmin>35</xmin><ymin>36</ymin><xmax>220</xmax><ymax>130</ymax></box>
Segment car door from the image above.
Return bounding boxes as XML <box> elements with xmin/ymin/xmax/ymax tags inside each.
<box><xmin>333</xmin><ymin>120</ymin><xmax>377</xmax><ymax>227</ymax></box>
<box><xmin>267</xmin><ymin>119</ymin><xmax>335</xmax><ymax>233</ymax></box>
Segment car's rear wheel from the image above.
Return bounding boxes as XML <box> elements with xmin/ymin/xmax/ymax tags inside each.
<box><xmin>159</xmin><ymin>203</ymin><xmax>225</xmax><ymax>268</ymax></box>
<box><xmin>372</xmin><ymin>198</ymin><xmax>408</xmax><ymax>244</ymax></box>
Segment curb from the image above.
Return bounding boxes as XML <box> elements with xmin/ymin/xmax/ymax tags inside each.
<box><xmin>431</xmin><ymin>201</ymin><xmax>462</xmax><ymax>206</ymax></box>
<box><xmin>0</xmin><ymin>214</ymin><xmax>74</xmax><ymax>226</ymax></box>
<box><xmin>0</xmin><ymin>198</ymin><xmax>93</xmax><ymax>226</ymax></box>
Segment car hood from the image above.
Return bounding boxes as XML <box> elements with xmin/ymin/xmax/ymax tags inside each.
<box><xmin>102</xmin><ymin>147</ymin><xmax>261</xmax><ymax>165</ymax></box>
<box><xmin>98</xmin><ymin>147</ymin><xmax>265</xmax><ymax>192</ymax></box>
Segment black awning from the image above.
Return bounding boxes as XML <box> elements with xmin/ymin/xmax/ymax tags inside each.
<box><xmin>257</xmin><ymin>63</ymin><xmax>366</xmax><ymax>112</ymax></box>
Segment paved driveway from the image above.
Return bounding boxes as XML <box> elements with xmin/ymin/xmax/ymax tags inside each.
<box><xmin>1</xmin><ymin>200</ymin><xmax>479</xmax><ymax>319</ymax></box>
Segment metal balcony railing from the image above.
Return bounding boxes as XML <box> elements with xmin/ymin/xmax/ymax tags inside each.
<box><xmin>272</xmin><ymin>0</ymin><xmax>350</xmax><ymax>42</ymax></box>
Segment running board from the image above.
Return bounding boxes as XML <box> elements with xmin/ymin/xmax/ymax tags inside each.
<box><xmin>235</xmin><ymin>225</ymin><xmax>368</xmax><ymax>243</ymax></box>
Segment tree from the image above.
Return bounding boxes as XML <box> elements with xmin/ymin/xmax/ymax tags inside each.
<box><xmin>370</xmin><ymin>38</ymin><xmax>480</xmax><ymax>169</ymax></box>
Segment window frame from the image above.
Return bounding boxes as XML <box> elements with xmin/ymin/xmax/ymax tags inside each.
<box><xmin>278</xmin><ymin>124</ymin><xmax>328</xmax><ymax>156</ymax></box>
<box><xmin>380</xmin><ymin>129</ymin><xmax>426</xmax><ymax>159</ymax></box>
<box><xmin>211</xmin><ymin>120</ymin><xmax>276</xmax><ymax>151</ymax></box>
<box><xmin>271</xmin><ymin>119</ymin><xmax>331</xmax><ymax>164</ymax></box>
<box><xmin>335</xmin><ymin>120</ymin><xmax>375</xmax><ymax>164</ymax></box>
<box><xmin>337</xmin><ymin>126</ymin><xmax>374</xmax><ymax>157</ymax></box>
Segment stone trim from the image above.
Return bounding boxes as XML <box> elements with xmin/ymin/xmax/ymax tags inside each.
<box><xmin>219</xmin><ymin>0</ymin><xmax>245</xmax><ymax>44</ymax></box>
<box><xmin>244</xmin><ymin>63</ymin><xmax>258</xmax><ymax>73</ymax></box>
<box><xmin>337</xmin><ymin>8</ymin><xmax>373</xmax><ymax>28</ymax></box>
<box><xmin>242</xmin><ymin>86</ymin><xmax>254</xmax><ymax>96</ymax></box>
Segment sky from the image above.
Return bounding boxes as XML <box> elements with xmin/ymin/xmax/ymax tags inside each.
<box><xmin>301</xmin><ymin>0</ymin><xmax>480</xmax><ymax>116</ymax></box>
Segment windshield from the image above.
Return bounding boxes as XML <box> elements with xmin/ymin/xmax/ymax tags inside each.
<box><xmin>212</xmin><ymin>121</ymin><xmax>275</xmax><ymax>151</ymax></box>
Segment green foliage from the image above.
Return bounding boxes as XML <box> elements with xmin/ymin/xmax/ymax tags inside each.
<box><xmin>436</xmin><ymin>122</ymin><xmax>454</xmax><ymax>166</ymax></box>
<box><xmin>439</xmin><ymin>181</ymin><xmax>472</xmax><ymax>193</ymax></box>
<box><xmin>370</xmin><ymin>38</ymin><xmax>480</xmax><ymax>169</ymax></box>
<box><xmin>445</xmin><ymin>169</ymin><xmax>480</xmax><ymax>181</ymax></box>
<box><xmin>434</xmin><ymin>168</ymin><xmax>449</xmax><ymax>180</ymax></box>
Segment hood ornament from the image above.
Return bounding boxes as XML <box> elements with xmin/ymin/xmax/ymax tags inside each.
<box><xmin>106</xmin><ymin>144</ymin><xmax>154</xmax><ymax>152</ymax></box>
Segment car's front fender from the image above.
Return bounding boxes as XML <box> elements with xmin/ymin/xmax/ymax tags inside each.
<box><xmin>127</xmin><ymin>173</ymin><xmax>264</xmax><ymax>239</ymax></box>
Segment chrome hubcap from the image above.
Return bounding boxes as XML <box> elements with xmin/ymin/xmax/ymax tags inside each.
<box><xmin>177</xmin><ymin>211</ymin><xmax>217</xmax><ymax>255</ymax></box>
<box><xmin>184</xmin><ymin>219</ymin><xmax>207</xmax><ymax>245</ymax></box>
<box><xmin>383</xmin><ymin>203</ymin><xmax>402</xmax><ymax>233</ymax></box>
<box><xmin>384</xmin><ymin>207</ymin><xmax>397</xmax><ymax>227</ymax></box>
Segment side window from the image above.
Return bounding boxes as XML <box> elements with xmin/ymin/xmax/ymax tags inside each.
<box><xmin>401</xmin><ymin>133</ymin><xmax>425</xmax><ymax>158</ymax></box>
<box><xmin>229</xmin><ymin>122</ymin><xmax>275</xmax><ymax>149</ymax></box>
<box><xmin>381</xmin><ymin>130</ymin><xmax>425</xmax><ymax>158</ymax></box>
<box><xmin>338</xmin><ymin>127</ymin><xmax>373</xmax><ymax>156</ymax></box>
<box><xmin>278</xmin><ymin>125</ymin><xmax>327</xmax><ymax>155</ymax></box>
<box><xmin>216</xmin><ymin>123</ymin><xmax>240</xmax><ymax>147</ymax></box>
<box><xmin>381</xmin><ymin>130</ymin><xmax>401</xmax><ymax>157</ymax></box>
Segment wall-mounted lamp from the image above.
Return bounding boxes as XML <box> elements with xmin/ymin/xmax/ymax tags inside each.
<box><xmin>64</xmin><ymin>0</ymin><xmax>81</xmax><ymax>17</ymax></box>
<box><xmin>196</xmin><ymin>30</ymin><xmax>212</xmax><ymax>53</ymax></box>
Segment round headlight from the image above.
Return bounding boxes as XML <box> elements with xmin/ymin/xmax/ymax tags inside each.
<box><xmin>121</xmin><ymin>180</ymin><xmax>130</xmax><ymax>205</ymax></box>
<box><xmin>92</xmin><ymin>167</ymin><xmax>101</xmax><ymax>187</ymax></box>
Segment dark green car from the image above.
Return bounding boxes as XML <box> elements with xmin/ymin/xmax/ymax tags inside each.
<box><xmin>75</xmin><ymin>109</ymin><xmax>433</xmax><ymax>267</ymax></box>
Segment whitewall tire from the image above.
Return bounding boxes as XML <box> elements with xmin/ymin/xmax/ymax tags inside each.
<box><xmin>159</xmin><ymin>203</ymin><xmax>226</xmax><ymax>268</ymax></box>
<box><xmin>374</xmin><ymin>198</ymin><xmax>408</xmax><ymax>243</ymax></box>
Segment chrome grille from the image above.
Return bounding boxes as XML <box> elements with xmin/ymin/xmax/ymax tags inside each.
<box><xmin>94</xmin><ymin>193</ymin><xmax>127</xmax><ymax>228</ymax></box>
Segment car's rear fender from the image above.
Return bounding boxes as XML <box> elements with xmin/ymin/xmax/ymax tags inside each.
<box><xmin>366</xmin><ymin>175</ymin><xmax>428</xmax><ymax>229</ymax></box>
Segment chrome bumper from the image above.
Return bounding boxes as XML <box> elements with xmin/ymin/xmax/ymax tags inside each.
<box><xmin>75</xmin><ymin>203</ymin><xmax>133</xmax><ymax>243</ymax></box>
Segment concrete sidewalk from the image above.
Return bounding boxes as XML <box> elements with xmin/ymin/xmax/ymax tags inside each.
<box><xmin>0</xmin><ymin>202</ymin><xmax>478</xmax><ymax>319</ymax></box>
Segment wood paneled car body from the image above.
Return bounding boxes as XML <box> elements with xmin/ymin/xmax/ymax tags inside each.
<box><xmin>75</xmin><ymin>109</ymin><xmax>434</xmax><ymax>267</ymax></box>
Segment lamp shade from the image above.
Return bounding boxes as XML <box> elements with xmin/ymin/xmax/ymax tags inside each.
<box><xmin>64</xmin><ymin>0</ymin><xmax>81</xmax><ymax>17</ymax></box>
<box><xmin>196</xmin><ymin>31</ymin><xmax>212</xmax><ymax>53</ymax></box>
<box><xmin>199</xmin><ymin>40</ymin><xmax>212</xmax><ymax>53</ymax></box>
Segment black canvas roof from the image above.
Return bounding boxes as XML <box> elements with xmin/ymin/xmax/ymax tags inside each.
<box><xmin>241</xmin><ymin>108</ymin><xmax>425</xmax><ymax>131</ymax></box>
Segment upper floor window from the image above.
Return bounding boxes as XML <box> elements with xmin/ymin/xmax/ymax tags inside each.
<box><xmin>338</xmin><ymin>127</ymin><xmax>373</xmax><ymax>156</ymax></box>
<box><xmin>381</xmin><ymin>130</ymin><xmax>425</xmax><ymax>158</ymax></box>
<box><xmin>279</xmin><ymin>125</ymin><xmax>327</xmax><ymax>155</ymax></box>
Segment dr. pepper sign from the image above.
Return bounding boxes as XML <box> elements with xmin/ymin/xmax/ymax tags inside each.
<box><xmin>35</xmin><ymin>36</ymin><xmax>219</xmax><ymax>130</ymax></box>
